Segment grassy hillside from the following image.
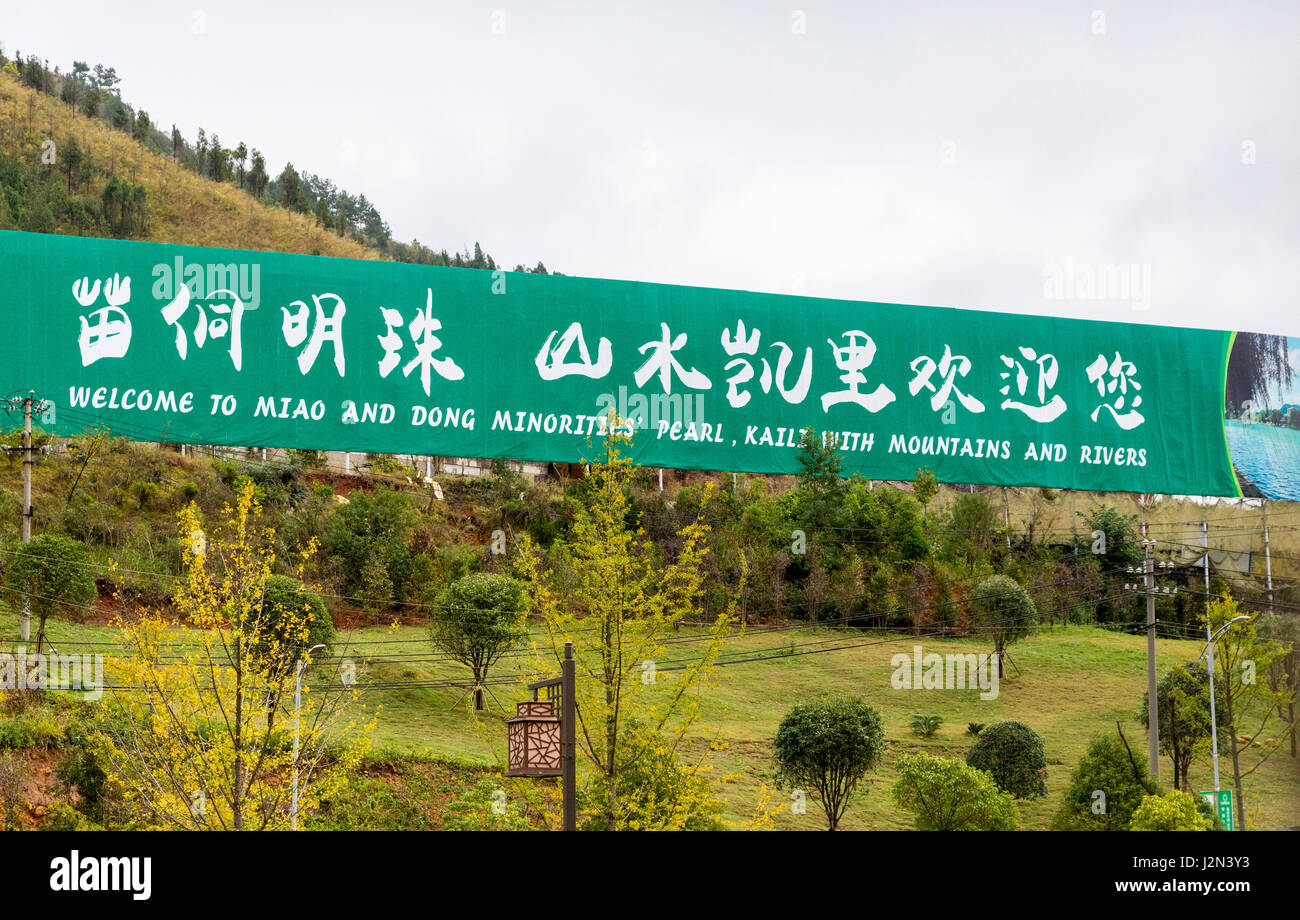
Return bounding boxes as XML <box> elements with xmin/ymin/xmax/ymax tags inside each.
<box><xmin>0</xmin><ymin>69</ymin><xmax>378</xmax><ymax>258</ymax></box>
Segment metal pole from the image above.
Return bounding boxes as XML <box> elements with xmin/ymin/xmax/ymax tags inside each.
<box><xmin>1202</xmin><ymin>515</ymin><xmax>1220</xmax><ymax>790</ymax></box>
<box><xmin>292</xmin><ymin>658</ymin><xmax>305</xmax><ymax>830</ymax></box>
<box><xmin>1263</xmin><ymin>499</ymin><xmax>1273</xmax><ymax>608</ymax></box>
<box><xmin>562</xmin><ymin>640</ymin><xmax>576</xmax><ymax>831</ymax></box>
<box><xmin>1144</xmin><ymin>539</ymin><xmax>1159</xmax><ymax>781</ymax></box>
<box><xmin>290</xmin><ymin>644</ymin><xmax>325</xmax><ymax>830</ymax></box>
<box><xmin>20</xmin><ymin>394</ymin><xmax>32</xmax><ymax>641</ymax></box>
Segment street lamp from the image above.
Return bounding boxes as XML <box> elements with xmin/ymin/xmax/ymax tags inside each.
<box><xmin>291</xmin><ymin>643</ymin><xmax>327</xmax><ymax>830</ymax></box>
<box><xmin>506</xmin><ymin>641</ymin><xmax>576</xmax><ymax>830</ymax></box>
<box><xmin>1198</xmin><ymin>614</ymin><xmax>1252</xmax><ymax>791</ymax></box>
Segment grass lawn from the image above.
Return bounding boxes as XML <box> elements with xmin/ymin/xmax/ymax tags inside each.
<box><xmin>5</xmin><ymin>609</ymin><xmax>1297</xmax><ymax>830</ymax></box>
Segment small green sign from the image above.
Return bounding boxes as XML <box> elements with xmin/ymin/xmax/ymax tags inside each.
<box><xmin>1200</xmin><ymin>789</ymin><xmax>1234</xmax><ymax>830</ymax></box>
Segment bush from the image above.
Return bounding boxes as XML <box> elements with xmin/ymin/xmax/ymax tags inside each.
<box><xmin>774</xmin><ymin>696</ymin><xmax>886</xmax><ymax>830</ymax></box>
<box><xmin>1051</xmin><ymin>729</ymin><xmax>1157</xmax><ymax>830</ymax></box>
<box><xmin>445</xmin><ymin>779</ymin><xmax>530</xmax><ymax>831</ymax></box>
<box><xmin>965</xmin><ymin>720</ymin><xmax>1047</xmax><ymax>799</ymax></box>
<box><xmin>892</xmin><ymin>752</ymin><xmax>1018</xmax><ymax>830</ymax></box>
<box><xmin>251</xmin><ymin>575</ymin><xmax>335</xmax><ymax>669</ymax></box>
<box><xmin>911</xmin><ymin>714</ymin><xmax>943</xmax><ymax>738</ymax></box>
<box><xmin>1130</xmin><ymin>790</ymin><xmax>1214</xmax><ymax>831</ymax></box>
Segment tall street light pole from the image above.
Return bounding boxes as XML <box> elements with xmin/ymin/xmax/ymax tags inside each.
<box><xmin>292</xmin><ymin>643</ymin><xmax>327</xmax><ymax>830</ymax></box>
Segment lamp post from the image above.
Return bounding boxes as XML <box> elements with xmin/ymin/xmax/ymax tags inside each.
<box><xmin>291</xmin><ymin>643</ymin><xmax>327</xmax><ymax>830</ymax></box>
<box><xmin>508</xmin><ymin>641</ymin><xmax>576</xmax><ymax>830</ymax></box>
<box><xmin>1199</xmin><ymin>614</ymin><xmax>1252</xmax><ymax>792</ymax></box>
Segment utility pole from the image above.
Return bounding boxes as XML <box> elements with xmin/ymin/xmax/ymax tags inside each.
<box><xmin>1144</xmin><ymin>538</ymin><xmax>1159</xmax><ymax>781</ymax></box>
<box><xmin>1200</xmin><ymin>513</ymin><xmax>1221</xmax><ymax>791</ymax></box>
<box><xmin>1262</xmin><ymin>499</ymin><xmax>1273</xmax><ymax>608</ymax></box>
<box><xmin>561</xmin><ymin>641</ymin><xmax>576</xmax><ymax>831</ymax></box>
<box><xmin>18</xmin><ymin>393</ymin><xmax>33</xmax><ymax>641</ymax></box>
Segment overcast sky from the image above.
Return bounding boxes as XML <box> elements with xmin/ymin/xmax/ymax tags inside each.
<box><xmin>6</xmin><ymin>1</ymin><xmax>1297</xmax><ymax>335</ymax></box>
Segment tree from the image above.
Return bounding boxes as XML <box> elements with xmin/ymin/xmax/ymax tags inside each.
<box><xmin>966</xmin><ymin>720</ymin><xmax>1047</xmax><ymax>798</ymax></box>
<box><xmin>912</xmin><ymin>467</ymin><xmax>939</xmax><ymax>509</ymax></box>
<box><xmin>252</xmin><ymin>574</ymin><xmax>335</xmax><ymax>677</ymax></box>
<box><xmin>278</xmin><ymin>163</ymin><xmax>308</xmax><ymax>212</ymax></box>
<box><xmin>942</xmin><ymin>491</ymin><xmax>1000</xmax><ymax>570</ymax></box>
<box><xmin>516</xmin><ymin>430</ymin><xmax>736</xmax><ymax>831</ymax></box>
<box><xmin>430</xmin><ymin>573</ymin><xmax>527</xmax><ymax>711</ymax></box>
<box><xmin>1204</xmin><ymin>595</ymin><xmax>1291</xmax><ymax>830</ymax></box>
<box><xmin>891</xmin><ymin>752</ymin><xmax>1018</xmax><ymax>830</ymax></box>
<box><xmin>773</xmin><ymin>696</ymin><xmax>886</xmax><ymax>830</ymax></box>
<box><xmin>3</xmin><ymin>533</ymin><xmax>96</xmax><ymax>653</ymax></box>
<box><xmin>793</xmin><ymin>428</ymin><xmax>847</xmax><ymax>537</ymax></box>
<box><xmin>1052</xmin><ymin>727</ymin><xmax>1159</xmax><ymax>830</ymax></box>
<box><xmin>1130</xmin><ymin>790</ymin><xmax>1213</xmax><ymax>831</ymax></box>
<box><xmin>1137</xmin><ymin>664</ymin><xmax>1224</xmax><ymax>792</ymax></box>
<box><xmin>99</xmin><ymin>482</ymin><xmax>371</xmax><ymax>829</ymax></box>
<box><xmin>969</xmin><ymin>575</ymin><xmax>1036</xmax><ymax>677</ymax></box>
<box><xmin>247</xmin><ymin>149</ymin><xmax>268</xmax><ymax>199</ymax></box>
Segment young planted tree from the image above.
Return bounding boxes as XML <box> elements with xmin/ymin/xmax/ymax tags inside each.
<box><xmin>1204</xmin><ymin>595</ymin><xmax>1292</xmax><ymax>830</ymax></box>
<box><xmin>516</xmin><ymin>430</ymin><xmax>736</xmax><ymax>831</ymax></box>
<box><xmin>773</xmin><ymin>695</ymin><xmax>886</xmax><ymax>830</ymax></box>
<box><xmin>969</xmin><ymin>574</ymin><xmax>1037</xmax><ymax>678</ymax></box>
<box><xmin>1137</xmin><ymin>664</ymin><xmax>1224</xmax><ymax>792</ymax></box>
<box><xmin>3</xmin><ymin>533</ymin><xmax>96</xmax><ymax>653</ymax></box>
<box><xmin>100</xmin><ymin>482</ymin><xmax>371</xmax><ymax>830</ymax></box>
<box><xmin>1129</xmin><ymin>790</ymin><xmax>1213</xmax><ymax>831</ymax></box>
<box><xmin>891</xmin><ymin>752</ymin><xmax>1018</xmax><ymax>830</ymax></box>
<box><xmin>430</xmin><ymin>572</ymin><xmax>527</xmax><ymax>711</ymax></box>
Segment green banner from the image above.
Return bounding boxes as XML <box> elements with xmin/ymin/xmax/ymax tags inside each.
<box><xmin>3</xmin><ymin>229</ymin><xmax>1295</xmax><ymax>498</ymax></box>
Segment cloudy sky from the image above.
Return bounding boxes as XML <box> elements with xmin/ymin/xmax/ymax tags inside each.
<box><xmin>6</xmin><ymin>1</ymin><xmax>1298</xmax><ymax>335</ymax></box>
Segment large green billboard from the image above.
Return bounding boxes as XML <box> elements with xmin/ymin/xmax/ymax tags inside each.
<box><xmin>2</xmin><ymin>229</ymin><xmax>1297</xmax><ymax>499</ymax></box>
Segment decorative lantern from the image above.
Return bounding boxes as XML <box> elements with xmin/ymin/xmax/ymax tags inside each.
<box><xmin>506</xmin><ymin>700</ymin><xmax>562</xmax><ymax>776</ymax></box>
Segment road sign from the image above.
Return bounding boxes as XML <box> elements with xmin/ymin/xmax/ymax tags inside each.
<box><xmin>1200</xmin><ymin>789</ymin><xmax>1234</xmax><ymax>830</ymax></box>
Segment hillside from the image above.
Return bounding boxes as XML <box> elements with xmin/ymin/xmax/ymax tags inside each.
<box><xmin>0</xmin><ymin>69</ymin><xmax>378</xmax><ymax>258</ymax></box>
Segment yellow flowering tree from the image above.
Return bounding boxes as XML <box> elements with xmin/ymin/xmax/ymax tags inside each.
<box><xmin>100</xmin><ymin>480</ymin><xmax>372</xmax><ymax>830</ymax></box>
<box><xmin>515</xmin><ymin>430</ymin><xmax>738</xmax><ymax>830</ymax></box>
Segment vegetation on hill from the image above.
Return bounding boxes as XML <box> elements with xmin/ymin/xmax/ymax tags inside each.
<box><xmin>0</xmin><ymin>44</ymin><xmax>552</xmax><ymax>271</ymax></box>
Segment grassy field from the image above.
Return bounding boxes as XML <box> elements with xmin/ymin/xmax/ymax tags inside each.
<box><xmin>8</xmin><ymin>608</ymin><xmax>1298</xmax><ymax>830</ymax></box>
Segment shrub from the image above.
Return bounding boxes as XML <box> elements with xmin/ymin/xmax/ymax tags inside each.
<box><xmin>966</xmin><ymin>720</ymin><xmax>1047</xmax><ymax>799</ymax></box>
<box><xmin>251</xmin><ymin>575</ymin><xmax>335</xmax><ymax>669</ymax></box>
<box><xmin>911</xmin><ymin>714</ymin><xmax>943</xmax><ymax>737</ymax></box>
<box><xmin>1130</xmin><ymin>790</ymin><xmax>1214</xmax><ymax>831</ymax></box>
<box><xmin>773</xmin><ymin>696</ymin><xmax>886</xmax><ymax>830</ymax></box>
<box><xmin>891</xmin><ymin>752</ymin><xmax>1018</xmax><ymax>830</ymax></box>
<box><xmin>1051</xmin><ymin>729</ymin><xmax>1157</xmax><ymax>830</ymax></box>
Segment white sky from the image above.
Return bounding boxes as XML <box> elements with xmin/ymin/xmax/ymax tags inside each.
<box><xmin>6</xmin><ymin>0</ymin><xmax>1298</xmax><ymax>335</ymax></box>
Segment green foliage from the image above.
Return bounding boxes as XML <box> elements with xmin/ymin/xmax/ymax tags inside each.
<box><xmin>1075</xmin><ymin>505</ymin><xmax>1142</xmax><ymax>569</ymax></box>
<box><xmin>941</xmin><ymin>492</ymin><xmax>1000</xmax><ymax>569</ymax></box>
<box><xmin>445</xmin><ymin>779</ymin><xmax>530</xmax><ymax>831</ymax></box>
<box><xmin>968</xmin><ymin>574</ymin><xmax>1037</xmax><ymax>670</ymax></box>
<box><xmin>910</xmin><ymin>714</ymin><xmax>943</xmax><ymax>737</ymax></box>
<box><xmin>1137</xmin><ymin>664</ymin><xmax>1224</xmax><ymax>792</ymax></box>
<box><xmin>251</xmin><ymin>575</ymin><xmax>335</xmax><ymax>669</ymax></box>
<box><xmin>429</xmin><ymin>573</ymin><xmax>527</xmax><ymax>710</ymax></box>
<box><xmin>305</xmin><ymin>772</ymin><xmax>436</xmax><ymax>831</ymax></box>
<box><xmin>1130</xmin><ymin>790</ymin><xmax>1214</xmax><ymax>831</ymax></box>
<box><xmin>912</xmin><ymin>467</ymin><xmax>939</xmax><ymax>508</ymax></box>
<box><xmin>965</xmin><ymin>720</ymin><xmax>1047</xmax><ymax>799</ymax></box>
<box><xmin>324</xmin><ymin>488</ymin><xmax>414</xmax><ymax>609</ymax></box>
<box><xmin>2</xmin><ymin>533</ymin><xmax>97</xmax><ymax>650</ymax></box>
<box><xmin>578</xmin><ymin>723</ymin><xmax>724</xmax><ymax>832</ymax></box>
<box><xmin>967</xmin><ymin>722</ymin><xmax>986</xmax><ymax>735</ymax></box>
<box><xmin>891</xmin><ymin>752</ymin><xmax>1018</xmax><ymax>830</ymax></box>
<box><xmin>1052</xmin><ymin>729</ymin><xmax>1157</xmax><ymax>830</ymax></box>
<box><xmin>773</xmin><ymin>695</ymin><xmax>886</xmax><ymax>830</ymax></box>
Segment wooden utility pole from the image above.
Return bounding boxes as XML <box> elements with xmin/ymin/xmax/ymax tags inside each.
<box><xmin>19</xmin><ymin>393</ymin><xmax>33</xmax><ymax>641</ymax></box>
<box><xmin>562</xmin><ymin>641</ymin><xmax>576</xmax><ymax>831</ymax></box>
<box><xmin>1144</xmin><ymin>538</ymin><xmax>1159</xmax><ymax>781</ymax></box>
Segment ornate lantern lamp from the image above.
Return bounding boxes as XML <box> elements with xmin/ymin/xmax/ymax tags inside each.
<box><xmin>506</xmin><ymin>700</ymin><xmax>562</xmax><ymax>776</ymax></box>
